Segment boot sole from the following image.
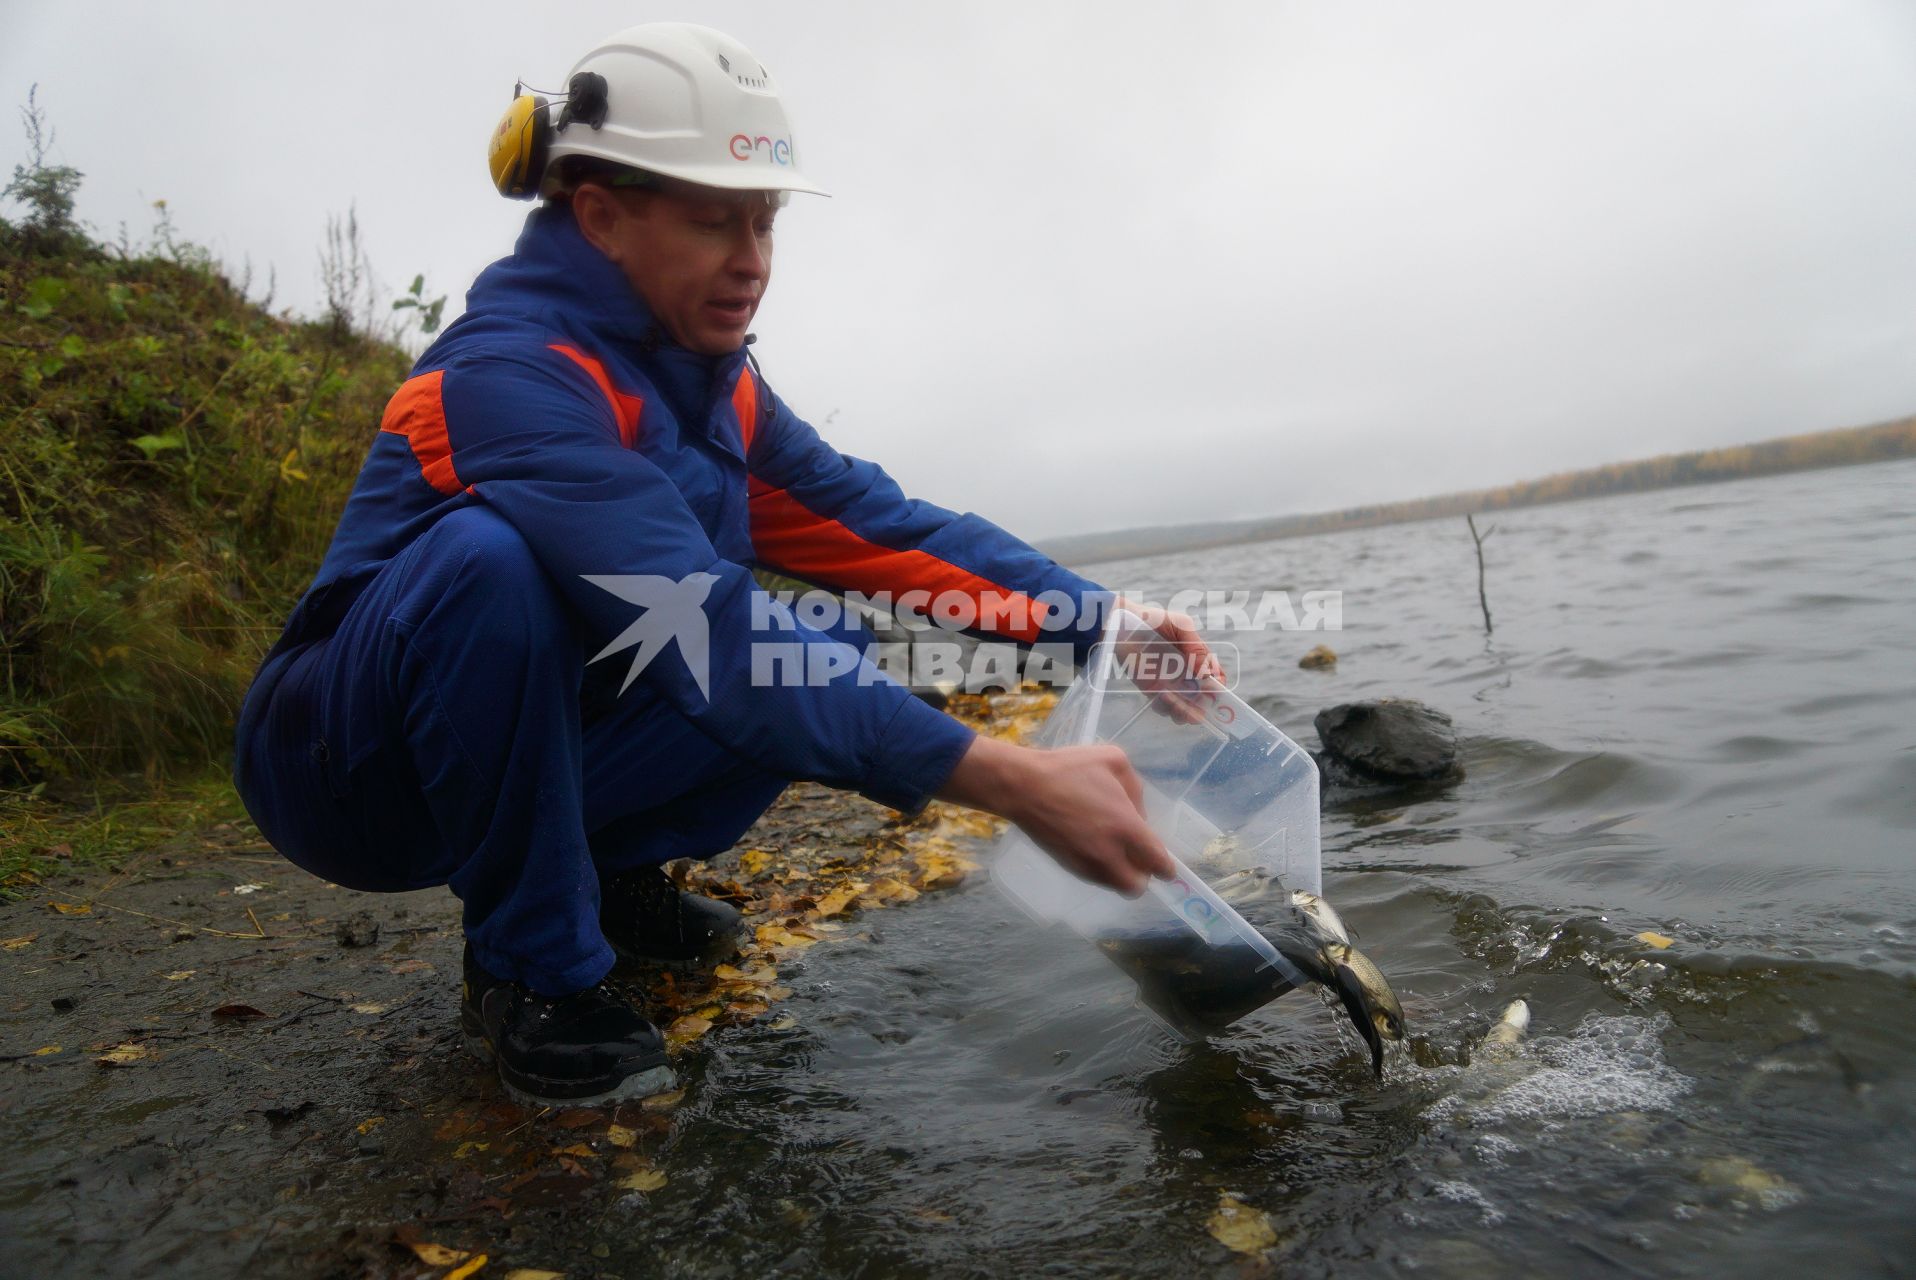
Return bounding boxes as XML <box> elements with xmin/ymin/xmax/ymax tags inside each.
<box><xmin>461</xmin><ymin>1027</ymin><xmax>675</xmax><ymax>1109</ymax></box>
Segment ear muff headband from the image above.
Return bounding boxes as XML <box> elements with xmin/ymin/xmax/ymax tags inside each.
<box><xmin>488</xmin><ymin>89</ymin><xmax>549</xmax><ymax>199</ymax></box>
<box><xmin>488</xmin><ymin>73</ymin><xmax>611</xmax><ymax>200</ymax></box>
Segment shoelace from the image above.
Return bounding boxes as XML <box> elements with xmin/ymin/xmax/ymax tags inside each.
<box><xmin>522</xmin><ymin>977</ymin><xmax>625</xmax><ymax>1029</ymax></box>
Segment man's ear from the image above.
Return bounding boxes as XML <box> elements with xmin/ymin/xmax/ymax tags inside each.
<box><xmin>570</xmin><ymin>184</ymin><xmax>625</xmax><ymax>263</ymax></box>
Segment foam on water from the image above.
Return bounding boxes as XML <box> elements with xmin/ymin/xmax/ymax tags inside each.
<box><xmin>1430</xmin><ymin>1178</ymin><xmax>1505</xmax><ymax>1225</ymax></box>
<box><xmin>1430</xmin><ymin>1011</ymin><xmax>1690</xmax><ymax>1125</ymax></box>
<box><xmin>1471</xmin><ymin>1133</ymin><xmax>1522</xmax><ymax>1166</ymax></box>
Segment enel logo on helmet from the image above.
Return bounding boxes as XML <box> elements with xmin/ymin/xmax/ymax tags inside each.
<box><xmin>730</xmin><ymin>134</ymin><xmax>793</xmax><ymax>165</ymax></box>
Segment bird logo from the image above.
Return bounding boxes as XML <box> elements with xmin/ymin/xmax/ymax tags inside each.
<box><xmin>581</xmin><ymin>573</ymin><xmax>720</xmax><ymax>701</ymax></box>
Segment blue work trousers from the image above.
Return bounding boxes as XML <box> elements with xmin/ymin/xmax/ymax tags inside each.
<box><xmin>234</xmin><ymin>506</ymin><xmax>792</xmax><ymax>995</ymax></box>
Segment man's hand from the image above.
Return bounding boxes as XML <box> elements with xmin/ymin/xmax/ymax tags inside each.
<box><xmin>1114</xmin><ymin>597</ymin><xmax>1224</xmax><ymax>684</ymax></box>
<box><xmin>1108</xmin><ymin>597</ymin><xmax>1224</xmax><ymax>725</ymax></box>
<box><xmin>937</xmin><ymin>736</ymin><xmax>1173</xmax><ymax>896</ymax></box>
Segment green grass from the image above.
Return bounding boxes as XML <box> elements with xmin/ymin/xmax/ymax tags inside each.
<box><xmin>0</xmin><ymin>765</ymin><xmax>254</xmax><ymax>895</ymax></box>
<box><xmin>1</xmin><ymin>142</ymin><xmax>416</xmax><ymax>893</ymax></box>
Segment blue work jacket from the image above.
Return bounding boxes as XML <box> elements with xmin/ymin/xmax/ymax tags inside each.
<box><xmin>265</xmin><ymin>203</ymin><xmax>1107</xmax><ymax>812</ymax></box>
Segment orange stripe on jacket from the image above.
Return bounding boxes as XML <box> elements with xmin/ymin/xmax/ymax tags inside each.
<box><xmin>732</xmin><ymin>366</ymin><xmax>759</xmax><ymax>456</ymax></box>
<box><xmin>549</xmin><ymin>344</ymin><xmax>643</xmax><ymax>449</ymax></box>
<box><xmin>378</xmin><ymin>370</ymin><xmax>465</xmax><ymax>496</ymax></box>
<box><xmin>748</xmin><ymin>484</ymin><xmax>1050</xmax><ymax>644</ymax></box>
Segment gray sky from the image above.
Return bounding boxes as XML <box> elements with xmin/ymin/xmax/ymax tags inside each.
<box><xmin>6</xmin><ymin>2</ymin><xmax>1915</xmax><ymax>540</ymax></box>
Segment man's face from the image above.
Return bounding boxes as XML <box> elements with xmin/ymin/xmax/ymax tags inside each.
<box><xmin>573</xmin><ymin>178</ymin><xmax>778</xmax><ymax>356</ymax></box>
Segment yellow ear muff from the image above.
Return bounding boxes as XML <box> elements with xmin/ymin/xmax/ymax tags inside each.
<box><xmin>488</xmin><ymin>90</ymin><xmax>550</xmax><ymax>199</ymax></box>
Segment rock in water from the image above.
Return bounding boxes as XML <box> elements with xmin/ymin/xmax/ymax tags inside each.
<box><xmin>1298</xmin><ymin>644</ymin><xmax>1338</xmax><ymax>669</ymax></box>
<box><xmin>1314</xmin><ymin>699</ymin><xmax>1463</xmax><ymax>784</ymax></box>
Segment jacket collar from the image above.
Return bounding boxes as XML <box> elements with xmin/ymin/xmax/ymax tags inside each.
<box><xmin>465</xmin><ymin>203</ymin><xmax>749</xmax><ymax>426</ymax></box>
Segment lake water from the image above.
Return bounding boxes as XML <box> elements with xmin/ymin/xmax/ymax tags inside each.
<box><xmin>633</xmin><ymin>460</ymin><xmax>1916</xmax><ymax>1277</ymax></box>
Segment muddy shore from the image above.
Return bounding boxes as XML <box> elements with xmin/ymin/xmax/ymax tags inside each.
<box><xmin>0</xmin><ymin>693</ymin><xmax>1047</xmax><ymax>1279</ymax></box>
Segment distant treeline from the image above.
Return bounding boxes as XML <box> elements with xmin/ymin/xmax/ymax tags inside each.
<box><xmin>1041</xmin><ymin>416</ymin><xmax>1916</xmax><ymax>566</ymax></box>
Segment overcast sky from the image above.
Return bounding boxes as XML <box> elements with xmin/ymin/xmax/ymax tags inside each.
<box><xmin>6</xmin><ymin>2</ymin><xmax>1915</xmax><ymax>539</ymax></box>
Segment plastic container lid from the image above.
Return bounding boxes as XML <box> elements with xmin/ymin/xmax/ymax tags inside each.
<box><xmin>991</xmin><ymin>609</ymin><xmax>1322</xmax><ymax>1040</ymax></box>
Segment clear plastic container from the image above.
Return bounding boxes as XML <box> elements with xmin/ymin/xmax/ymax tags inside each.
<box><xmin>991</xmin><ymin>609</ymin><xmax>1322</xmax><ymax>1040</ymax></box>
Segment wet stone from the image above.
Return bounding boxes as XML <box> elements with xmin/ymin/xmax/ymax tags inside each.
<box><xmin>336</xmin><ymin>911</ymin><xmax>380</xmax><ymax>948</ymax></box>
<box><xmin>1314</xmin><ymin>699</ymin><xmax>1463</xmax><ymax>785</ymax></box>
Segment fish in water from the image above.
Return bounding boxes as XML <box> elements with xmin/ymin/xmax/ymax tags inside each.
<box><xmin>1271</xmin><ymin>933</ymin><xmax>1407</xmax><ymax>1078</ymax></box>
<box><xmin>1326</xmin><ymin>941</ymin><xmax>1407</xmax><ymax>1045</ymax></box>
<box><xmin>1476</xmin><ymin>998</ymin><xmax>1529</xmax><ymax>1064</ymax></box>
<box><xmin>1212</xmin><ymin>867</ymin><xmax>1409</xmax><ymax>1077</ymax></box>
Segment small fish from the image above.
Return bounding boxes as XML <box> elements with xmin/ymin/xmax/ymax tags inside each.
<box><xmin>1476</xmin><ymin>998</ymin><xmax>1529</xmax><ymax>1062</ymax></box>
<box><xmin>1183</xmin><ymin>869</ymin><xmax>1407</xmax><ymax>1079</ymax></box>
<box><xmin>1289</xmin><ymin>890</ymin><xmax>1351</xmax><ymax>945</ymax></box>
<box><xmin>1210</xmin><ymin>866</ymin><xmax>1280</xmax><ymax>909</ymax></box>
<box><xmin>1333</xmin><ymin>938</ymin><xmax>1410</xmax><ymax>1042</ymax></box>
<box><xmin>1271</xmin><ymin>934</ymin><xmax>1406</xmax><ymax>1078</ymax></box>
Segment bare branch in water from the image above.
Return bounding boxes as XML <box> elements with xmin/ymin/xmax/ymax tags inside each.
<box><xmin>1467</xmin><ymin>513</ymin><xmax>1496</xmax><ymax>635</ymax></box>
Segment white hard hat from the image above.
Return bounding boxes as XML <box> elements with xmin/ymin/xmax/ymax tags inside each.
<box><xmin>543</xmin><ymin>22</ymin><xmax>827</xmax><ymax>198</ymax></box>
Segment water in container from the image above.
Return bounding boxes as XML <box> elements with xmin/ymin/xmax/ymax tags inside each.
<box><xmin>991</xmin><ymin>609</ymin><xmax>1322</xmax><ymax>1040</ymax></box>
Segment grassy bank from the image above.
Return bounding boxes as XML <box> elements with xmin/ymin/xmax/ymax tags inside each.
<box><xmin>1</xmin><ymin>111</ymin><xmax>415</xmax><ymax>892</ymax></box>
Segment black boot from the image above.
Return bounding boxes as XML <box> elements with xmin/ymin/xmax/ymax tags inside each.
<box><xmin>460</xmin><ymin>945</ymin><xmax>674</xmax><ymax>1106</ymax></box>
<box><xmin>599</xmin><ymin>864</ymin><xmax>745</xmax><ymax>966</ymax></box>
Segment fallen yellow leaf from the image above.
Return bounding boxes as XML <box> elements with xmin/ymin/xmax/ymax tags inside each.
<box><xmin>452</xmin><ymin>1141</ymin><xmax>490</xmax><ymax>1159</ymax></box>
<box><xmin>761</xmin><ymin>985</ymin><xmax>793</xmax><ymax>1002</ymax></box>
<box><xmin>163</xmin><ymin>970</ymin><xmax>195</xmax><ymax>981</ymax></box>
<box><xmin>812</xmin><ymin>882</ymin><xmax>866</xmax><ymax>918</ymax></box>
<box><xmin>755</xmin><ymin>924</ymin><xmax>818</xmax><ymax>951</ymax></box>
<box><xmin>33</xmin><ymin>1045</ymin><xmax>60</xmax><ymax>1056</ymax></box>
<box><xmin>504</xmin><ymin>1271</ymin><xmax>565</xmax><ymax>1280</ymax></box>
<box><xmin>48</xmin><ymin>901</ymin><xmax>91</xmax><ymax>916</ymax></box>
<box><xmin>1637</xmin><ymin>931</ymin><xmax>1675</xmax><ymax>949</ymax></box>
<box><xmin>349</xmin><ymin>1002</ymin><xmax>387</xmax><ymax>1014</ymax></box>
<box><xmin>605</xmin><ymin>1123</ymin><xmax>638</xmax><ymax>1148</ymax></box>
<box><xmin>96</xmin><ymin>1043</ymin><xmax>148</xmax><ymax>1067</ymax></box>
<box><xmin>739</xmin><ymin>849</ymin><xmax>774</xmax><ymax>878</ymax></box>
<box><xmin>640</xmin><ymin>1088</ymin><xmax>685</xmax><ymax>1112</ymax></box>
<box><xmin>713</xmin><ymin>962</ymin><xmax>774</xmax><ymax>984</ymax></box>
<box><xmin>616</xmin><ymin>1168</ymin><xmax>667</xmax><ymax>1192</ymax></box>
<box><xmin>552</xmin><ymin>1143</ymin><xmax>596</xmax><ymax>1158</ymax></box>
<box><xmin>909</xmin><ymin>851</ymin><xmax>978</xmax><ymax>892</ymax></box>
<box><xmin>1</xmin><ymin>935</ymin><xmax>35</xmax><ymax>950</ymax></box>
<box><xmin>933</xmin><ymin>810</ymin><xmax>1000</xmax><ymax>840</ymax></box>
<box><xmin>445</xmin><ymin>1256</ymin><xmax>488</xmax><ymax>1280</ymax></box>
<box><xmin>665</xmin><ymin>1014</ymin><xmax>712</xmax><ymax>1048</ymax></box>
<box><xmin>867</xmin><ymin>878</ymin><xmax>919</xmax><ymax>905</ymax></box>
<box><xmin>407</xmin><ymin>1241</ymin><xmax>471</xmax><ymax>1267</ymax></box>
<box><xmin>1207</xmin><ymin>1193</ymin><xmax>1277</xmax><ymax>1254</ymax></box>
<box><xmin>356</xmin><ymin>1116</ymin><xmax>385</xmax><ymax>1136</ymax></box>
